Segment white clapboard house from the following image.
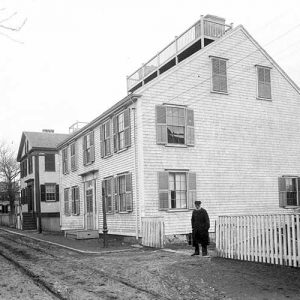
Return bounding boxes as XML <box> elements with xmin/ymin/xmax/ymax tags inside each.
<box><xmin>57</xmin><ymin>15</ymin><xmax>300</xmax><ymax>244</ymax></box>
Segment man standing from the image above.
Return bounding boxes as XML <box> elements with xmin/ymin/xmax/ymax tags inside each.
<box><xmin>191</xmin><ymin>200</ymin><xmax>210</xmax><ymax>256</ymax></box>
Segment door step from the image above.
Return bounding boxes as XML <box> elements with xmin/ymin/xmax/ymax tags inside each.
<box><xmin>64</xmin><ymin>230</ymin><xmax>99</xmax><ymax>240</ymax></box>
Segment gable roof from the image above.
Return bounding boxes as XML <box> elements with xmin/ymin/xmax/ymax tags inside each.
<box><xmin>17</xmin><ymin>131</ymin><xmax>69</xmax><ymax>161</ymax></box>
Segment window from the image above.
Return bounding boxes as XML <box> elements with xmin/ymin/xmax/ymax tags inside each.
<box><xmin>114</xmin><ymin>173</ymin><xmax>132</xmax><ymax>213</ymax></box>
<box><xmin>64</xmin><ymin>188</ymin><xmax>70</xmax><ymax>215</ymax></box>
<box><xmin>158</xmin><ymin>171</ymin><xmax>196</xmax><ymax>210</ymax></box>
<box><xmin>45</xmin><ymin>154</ymin><xmax>55</xmax><ymax>172</ymax></box>
<box><xmin>70</xmin><ymin>143</ymin><xmax>77</xmax><ymax>171</ymax></box>
<box><xmin>113</xmin><ymin>108</ymin><xmax>131</xmax><ymax>152</ymax></box>
<box><xmin>211</xmin><ymin>57</ymin><xmax>228</xmax><ymax>93</ymax></box>
<box><xmin>257</xmin><ymin>66</ymin><xmax>271</xmax><ymax>99</ymax></box>
<box><xmin>156</xmin><ymin>105</ymin><xmax>194</xmax><ymax>146</ymax></box>
<box><xmin>278</xmin><ymin>177</ymin><xmax>300</xmax><ymax>207</ymax></box>
<box><xmin>28</xmin><ymin>156</ymin><xmax>33</xmax><ymax>174</ymax></box>
<box><xmin>45</xmin><ymin>184</ymin><xmax>56</xmax><ymax>201</ymax></box>
<box><xmin>100</xmin><ymin>120</ymin><xmax>111</xmax><ymax>157</ymax></box>
<box><xmin>71</xmin><ymin>186</ymin><xmax>80</xmax><ymax>215</ymax></box>
<box><xmin>102</xmin><ymin>178</ymin><xmax>113</xmax><ymax>213</ymax></box>
<box><xmin>40</xmin><ymin>184</ymin><xmax>59</xmax><ymax>202</ymax></box>
<box><xmin>83</xmin><ymin>132</ymin><xmax>95</xmax><ymax>165</ymax></box>
<box><xmin>62</xmin><ymin>148</ymin><xmax>68</xmax><ymax>174</ymax></box>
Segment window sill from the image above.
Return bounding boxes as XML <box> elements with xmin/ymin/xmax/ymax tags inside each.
<box><xmin>115</xmin><ymin>147</ymin><xmax>129</xmax><ymax>154</ymax></box>
<box><xmin>102</xmin><ymin>154</ymin><xmax>113</xmax><ymax>159</ymax></box>
<box><xmin>282</xmin><ymin>205</ymin><xmax>300</xmax><ymax>209</ymax></box>
<box><xmin>256</xmin><ymin>97</ymin><xmax>272</xmax><ymax>101</ymax></box>
<box><xmin>117</xmin><ymin>211</ymin><xmax>132</xmax><ymax>214</ymax></box>
<box><xmin>210</xmin><ymin>90</ymin><xmax>229</xmax><ymax>95</ymax></box>
<box><xmin>45</xmin><ymin>170</ymin><xmax>56</xmax><ymax>173</ymax></box>
<box><xmin>165</xmin><ymin>144</ymin><xmax>188</xmax><ymax>148</ymax></box>
<box><xmin>166</xmin><ymin>209</ymin><xmax>191</xmax><ymax>212</ymax></box>
<box><xmin>84</xmin><ymin>161</ymin><xmax>95</xmax><ymax>167</ymax></box>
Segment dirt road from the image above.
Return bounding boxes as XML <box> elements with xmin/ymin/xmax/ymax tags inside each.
<box><xmin>0</xmin><ymin>230</ymin><xmax>299</xmax><ymax>299</ymax></box>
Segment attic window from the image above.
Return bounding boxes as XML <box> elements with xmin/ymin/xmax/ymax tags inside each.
<box><xmin>256</xmin><ymin>65</ymin><xmax>271</xmax><ymax>100</ymax></box>
<box><xmin>211</xmin><ymin>56</ymin><xmax>228</xmax><ymax>94</ymax></box>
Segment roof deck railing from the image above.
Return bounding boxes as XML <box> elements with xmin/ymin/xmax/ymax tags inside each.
<box><xmin>127</xmin><ymin>15</ymin><xmax>233</xmax><ymax>93</ymax></box>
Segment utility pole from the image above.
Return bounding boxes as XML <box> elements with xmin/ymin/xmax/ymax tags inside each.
<box><xmin>34</xmin><ymin>154</ymin><xmax>42</xmax><ymax>233</ymax></box>
<box><xmin>102</xmin><ymin>186</ymin><xmax>108</xmax><ymax>247</ymax></box>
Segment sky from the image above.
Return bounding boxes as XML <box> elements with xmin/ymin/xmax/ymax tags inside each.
<box><xmin>1</xmin><ymin>0</ymin><xmax>300</xmax><ymax>152</ymax></box>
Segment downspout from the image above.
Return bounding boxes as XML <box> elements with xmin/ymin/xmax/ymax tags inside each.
<box><xmin>132</xmin><ymin>106</ymin><xmax>139</xmax><ymax>240</ymax></box>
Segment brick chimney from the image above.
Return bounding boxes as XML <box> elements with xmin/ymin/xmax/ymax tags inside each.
<box><xmin>42</xmin><ymin>129</ymin><xmax>55</xmax><ymax>133</ymax></box>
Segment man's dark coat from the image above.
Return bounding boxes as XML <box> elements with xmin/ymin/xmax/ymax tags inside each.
<box><xmin>191</xmin><ymin>208</ymin><xmax>210</xmax><ymax>246</ymax></box>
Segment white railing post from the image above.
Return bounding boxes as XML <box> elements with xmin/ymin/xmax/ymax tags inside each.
<box><xmin>200</xmin><ymin>15</ymin><xmax>204</xmax><ymax>49</ymax></box>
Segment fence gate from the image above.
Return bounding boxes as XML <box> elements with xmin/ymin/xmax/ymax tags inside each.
<box><xmin>216</xmin><ymin>214</ymin><xmax>300</xmax><ymax>267</ymax></box>
<box><xmin>141</xmin><ymin>217</ymin><xmax>165</xmax><ymax>248</ymax></box>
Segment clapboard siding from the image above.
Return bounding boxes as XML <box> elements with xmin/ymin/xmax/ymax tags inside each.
<box><xmin>136</xmin><ymin>27</ymin><xmax>300</xmax><ymax>235</ymax></box>
<box><xmin>60</xmin><ymin>104</ymin><xmax>139</xmax><ymax>235</ymax></box>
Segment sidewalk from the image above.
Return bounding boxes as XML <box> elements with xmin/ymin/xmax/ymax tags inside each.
<box><xmin>0</xmin><ymin>226</ymin><xmax>214</xmax><ymax>256</ymax></box>
<box><xmin>0</xmin><ymin>226</ymin><xmax>142</xmax><ymax>254</ymax></box>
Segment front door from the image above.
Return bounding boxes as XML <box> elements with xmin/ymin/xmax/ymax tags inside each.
<box><xmin>85</xmin><ymin>180</ymin><xmax>95</xmax><ymax>230</ymax></box>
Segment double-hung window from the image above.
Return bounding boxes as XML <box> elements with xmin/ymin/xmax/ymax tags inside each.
<box><xmin>71</xmin><ymin>186</ymin><xmax>80</xmax><ymax>215</ymax></box>
<box><xmin>158</xmin><ymin>171</ymin><xmax>196</xmax><ymax>210</ymax></box>
<box><xmin>114</xmin><ymin>173</ymin><xmax>132</xmax><ymax>213</ymax></box>
<box><xmin>278</xmin><ymin>176</ymin><xmax>300</xmax><ymax>207</ymax></box>
<box><xmin>113</xmin><ymin>108</ymin><xmax>131</xmax><ymax>152</ymax></box>
<box><xmin>156</xmin><ymin>105</ymin><xmax>194</xmax><ymax>146</ymax></box>
<box><xmin>45</xmin><ymin>184</ymin><xmax>56</xmax><ymax>201</ymax></box>
<box><xmin>102</xmin><ymin>178</ymin><xmax>113</xmax><ymax>213</ymax></box>
<box><xmin>70</xmin><ymin>143</ymin><xmax>77</xmax><ymax>171</ymax></box>
<box><xmin>62</xmin><ymin>148</ymin><xmax>68</xmax><ymax>174</ymax></box>
<box><xmin>83</xmin><ymin>131</ymin><xmax>95</xmax><ymax>165</ymax></box>
<box><xmin>257</xmin><ymin>65</ymin><xmax>271</xmax><ymax>99</ymax></box>
<box><xmin>40</xmin><ymin>184</ymin><xmax>59</xmax><ymax>202</ymax></box>
<box><xmin>211</xmin><ymin>56</ymin><xmax>228</xmax><ymax>93</ymax></box>
<box><xmin>100</xmin><ymin>120</ymin><xmax>111</xmax><ymax>157</ymax></box>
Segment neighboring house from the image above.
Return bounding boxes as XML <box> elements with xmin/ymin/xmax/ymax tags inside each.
<box><xmin>57</xmin><ymin>14</ymin><xmax>300</xmax><ymax>243</ymax></box>
<box><xmin>17</xmin><ymin>130</ymin><xmax>69</xmax><ymax>231</ymax></box>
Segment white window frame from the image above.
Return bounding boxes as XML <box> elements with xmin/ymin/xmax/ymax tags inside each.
<box><xmin>256</xmin><ymin>65</ymin><xmax>272</xmax><ymax>100</ymax></box>
<box><xmin>45</xmin><ymin>183</ymin><xmax>56</xmax><ymax>202</ymax></box>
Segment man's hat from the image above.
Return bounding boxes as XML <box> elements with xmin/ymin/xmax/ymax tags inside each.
<box><xmin>194</xmin><ymin>200</ymin><xmax>201</xmax><ymax>205</ymax></box>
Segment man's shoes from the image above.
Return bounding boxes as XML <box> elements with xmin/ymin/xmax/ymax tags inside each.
<box><xmin>191</xmin><ymin>252</ymin><xmax>199</xmax><ymax>256</ymax></box>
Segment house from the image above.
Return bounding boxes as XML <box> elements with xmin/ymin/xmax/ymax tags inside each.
<box><xmin>58</xmin><ymin>14</ymin><xmax>300</xmax><ymax>243</ymax></box>
<box><xmin>17</xmin><ymin>130</ymin><xmax>69</xmax><ymax>231</ymax></box>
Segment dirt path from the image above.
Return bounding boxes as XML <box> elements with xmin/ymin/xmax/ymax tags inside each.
<box><xmin>1</xmin><ymin>230</ymin><xmax>300</xmax><ymax>299</ymax></box>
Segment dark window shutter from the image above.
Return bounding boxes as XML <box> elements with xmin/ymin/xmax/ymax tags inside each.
<box><xmin>186</xmin><ymin>109</ymin><xmax>195</xmax><ymax>146</ymax></box>
<box><xmin>124</xmin><ymin>108</ymin><xmax>131</xmax><ymax>148</ymax></box>
<box><xmin>212</xmin><ymin>58</ymin><xmax>227</xmax><ymax>93</ymax></box>
<box><xmin>278</xmin><ymin>177</ymin><xmax>287</xmax><ymax>208</ymax></box>
<box><xmin>56</xmin><ymin>185</ymin><xmax>59</xmax><ymax>202</ymax></box>
<box><xmin>100</xmin><ymin>124</ymin><xmax>105</xmax><ymax>157</ymax></box>
<box><xmin>156</xmin><ymin>105</ymin><xmax>167</xmax><ymax>144</ymax></box>
<box><xmin>106</xmin><ymin>120</ymin><xmax>111</xmax><ymax>156</ymax></box>
<box><xmin>125</xmin><ymin>173</ymin><xmax>133</xmax><ymax>211</ymax></box>
<box><xmin>83</xmin><ymin>136</ymin><xmax>87</xmax><ymax>165</ymax></box>
<box><xmin>41</xmin><ymin>185</ymin><xmax>46</xmax><ymax>202</ymax></box>
<box><xmin>114</xmin><ymin>176</ymin><xmax>119</xmax><ymax>212</ymax></box>
<box><xmin>188</xmin><ymin>172</ymin><xmax>197</xmax><ymax>209</ymax></box>
<box><xmin>158</xmin><ymin>171</ymin><xmax>169</xmax><ymax>210</ymax></box>
<box><xmin>90</xmin><ymin>132</ymin><xmax>95</xmax><ymax>162</ymax></box>
<box><xmin>113</xmin><ymin>116</ymin><xmax>118</xmax><ymax>153</ymax></box>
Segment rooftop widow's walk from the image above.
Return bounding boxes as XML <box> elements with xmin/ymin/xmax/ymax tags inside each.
<box><xmin>127</xmin><ymin>14</ymin><xmax>233</xmax><ymax>93</ymax></box>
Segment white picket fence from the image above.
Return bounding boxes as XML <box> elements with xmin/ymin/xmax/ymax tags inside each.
<box><xmin>141</xmin><ymin>217</ymin><xmax>165</xmax><ymax>248</ymax></box>
<box><xmin>216</xmin><ymin>214</ymin><xmax>300</xmax><ymax>267</ymax></box>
